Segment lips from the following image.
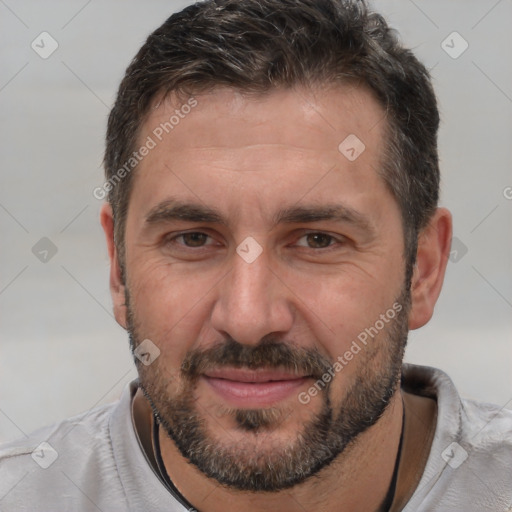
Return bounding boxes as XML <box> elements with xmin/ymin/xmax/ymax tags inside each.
<box><xmin>203</xmin><ymin>368</ymin><xmax>307</xmax><ymax>382</ymax></box>
<box><xmin>202</xmin><ymin>368</ymin><xmax>311</xmax><ymax>407</ymax></box>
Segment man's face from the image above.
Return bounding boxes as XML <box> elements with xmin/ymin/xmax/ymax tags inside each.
<box><xmin>121</xmin><ymin>85</ymin><xmax>410</xmax><ymax>491</ymax></box>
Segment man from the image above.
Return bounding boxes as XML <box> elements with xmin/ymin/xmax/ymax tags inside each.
<box><xmin>1</xmin><ymin>0</ymin><xmax>511</xmax><ymax>510</ymax></box>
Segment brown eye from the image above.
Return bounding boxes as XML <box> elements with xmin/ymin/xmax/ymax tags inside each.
<box><xmin>303</xmin><ymin>233</ymin><xmax>335</xmax><ymax>249</ymax></box>
<box><xmin>180</xmin><ymin>232</ymin><xmax>209</xmax><ymax>247</ymax></box>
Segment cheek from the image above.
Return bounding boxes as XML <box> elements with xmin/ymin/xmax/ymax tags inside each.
<box><xmin>289</xmin><ymin>272</ymin><xmax>405</xmax><ymax>408</ymax></box>
<box><xmin>291</xmin><ymin>263</ymin><xmax>403</xmax><ymax>350</ymax></box>
<box><xmin>127</xmin><ymin>256</ymin><xmax>222</xmax><ymax>358</ymax></box>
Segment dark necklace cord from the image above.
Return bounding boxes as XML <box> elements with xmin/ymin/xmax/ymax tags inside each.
<box><xmin>153</xmin><ymin>417</ymin><xmax>198</xmax><ymax>510</ymax></box>
<box><xmin>153</xmin><ymin>405</ymin><xmax>405</xmax><ymax>512</ymax></box>
<box><xmin>378</xmin><ymin>403</ymin><xmax>406</xmax><ymax>512</ymax></box>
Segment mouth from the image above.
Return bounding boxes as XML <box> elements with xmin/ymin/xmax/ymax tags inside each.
<box><xmin>202</xmin><ymin>368</ymin><xmax>312</xmax><ymax>407</ymax></box>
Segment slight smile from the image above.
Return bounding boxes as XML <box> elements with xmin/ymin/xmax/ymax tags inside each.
<box><xmin>202</xmin><ymin>368</ymin><xmax>312</xmax><ymax>407</ymax></box>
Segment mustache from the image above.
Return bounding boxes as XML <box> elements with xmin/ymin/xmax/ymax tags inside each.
<box><xmin>180</xmin><ymin>337</ymin><xmax>333</xmax><ymax>380</ymax></box>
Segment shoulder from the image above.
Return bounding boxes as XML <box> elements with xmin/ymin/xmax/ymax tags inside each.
<box><xmin>0</xmin><ymin>399</ymin><xmax>117</xmax><ymax>458</ymax></box>
<box><xmin>0</xmin><ymin>396</ymin><xmax>128</xmax><ymax>511</ymax></box>
<box><xmin>402</xmin><ymin>363</ymin><xmax>512</xmax><ymax>511</ymax></box>
<box><xmin>458</xmin><ymin>395</ymin><xmax>512</xmax><ymax>466</ymax></box>
<box><xmin>403</xmin><ymin>362</ymin><xmax>512</xmax><ymax>449</ymax></box>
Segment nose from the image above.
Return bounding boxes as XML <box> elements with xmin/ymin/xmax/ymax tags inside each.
<box><xmin>210</xmin><ymin>246</ymin><xmax>294</xmax><ymax>345</ymax></box>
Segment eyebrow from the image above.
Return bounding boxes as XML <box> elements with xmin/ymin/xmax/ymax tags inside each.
<box><xmin>272</xmin><ymin>204</ymin><xmax>373</xmax><ymax>233</ymax></box>
<box><xmin>145</xmin><ymin>199</ymin><xmax>225</xmax><ymax>225</ymax></box>
<box><xmin>144</xmin><ymin>198</ymin><xmax>374</xmax><ymax>234</ymax></box>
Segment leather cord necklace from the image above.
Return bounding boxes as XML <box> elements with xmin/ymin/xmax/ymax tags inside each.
<box><xmin>153</xmin><ymin>406</ymin><xmax>405</xmax><ymax>512</ymax></box>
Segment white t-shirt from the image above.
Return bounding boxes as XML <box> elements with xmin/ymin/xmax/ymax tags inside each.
<box><xmin>1</xmin><ymin>363</ymin><xmax>511</xmax><ymax>511</ymax></box>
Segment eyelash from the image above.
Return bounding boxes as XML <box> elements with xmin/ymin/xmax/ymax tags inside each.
<box><xmin>165</xmin><ymin>231</ymin><xmax>345</xmax><ymax>251</ymax></box>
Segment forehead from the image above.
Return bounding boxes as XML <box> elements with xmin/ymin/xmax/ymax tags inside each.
<box><xmin>144</xmin><ymin>84</ymin><xmax>385</xmax><ymax>153</ymax></box>
<box><xmin>128</xmin><ymin>85</ymin><xmax>391</xmax><ymax>225</ymax></box>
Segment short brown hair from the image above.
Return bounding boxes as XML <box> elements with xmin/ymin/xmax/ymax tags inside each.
<box><xmin>104</xmin><ymin>0</ymin><xmax>440</xmax><ymax>285</ymax></box>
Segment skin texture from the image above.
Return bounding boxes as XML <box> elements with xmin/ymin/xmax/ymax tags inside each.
<box><xmin>101</xmin><ymin>85</ymin><xmax>452</xmax><ymax>511</ymax></box>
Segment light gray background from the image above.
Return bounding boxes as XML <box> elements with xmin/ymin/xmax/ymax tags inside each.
<box><xmin>0</xmin><ymin>0</ymin><xmax>511</xmax><ymax>442</ymax></box>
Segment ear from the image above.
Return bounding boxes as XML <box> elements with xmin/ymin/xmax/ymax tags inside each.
<box><xmin>100</xmin><ymin>203</ymin><xmax>128</xmax><ymax>329</ymax></box>
<box><xmin>408</xmin><ymin>207</ymin><xmax>452</xmax><ymax>330</ymax></box>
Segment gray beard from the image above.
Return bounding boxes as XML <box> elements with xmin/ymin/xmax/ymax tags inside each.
<box><xmin>127</xmin><ymin>287</ymin><xmax>410</xmax><ymax>492</ymax></box>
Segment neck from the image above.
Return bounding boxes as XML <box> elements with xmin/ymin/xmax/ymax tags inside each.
<box><xmin>157</xmin><ymin>390</ymin><xmax>404</xmax><ymax>512</ymax></box>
